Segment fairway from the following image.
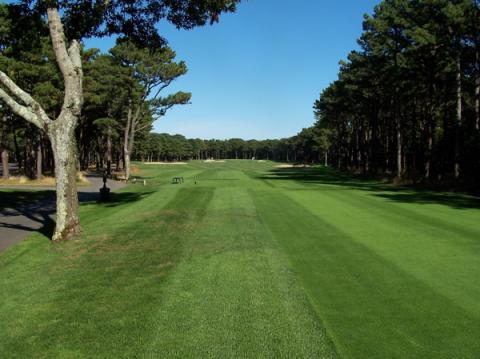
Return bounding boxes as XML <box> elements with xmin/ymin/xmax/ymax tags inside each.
<box><xmin>1</xmin><ymin>161</ymin><xmax>479</xmax><ymax>358</ymax></box>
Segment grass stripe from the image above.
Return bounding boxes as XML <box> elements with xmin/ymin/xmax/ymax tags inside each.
<box><xmin>252</xmin><ymin>187</ymin><xmax>480</xmax><ymax>358</ymax></box>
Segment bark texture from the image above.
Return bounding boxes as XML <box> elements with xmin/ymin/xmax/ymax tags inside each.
<box><xmin>123</xmin><ymin>99</ymin><xmax>134</xmax><ymax>181</ymax></box>
<box><xmin>0</xmin><ymin>117</ymin><xmax>8</xmax><ymax>179</ymax></box>
<box><xmin>123</xmin><ymin>99</ymin><xmax>141</xmax><ymax>181</ymax></box>
<box><xmin>475</xmin><ymin>44</ymin><xmax>479</xmax><ymax>131</ymax></box>
<box><xmin>454</xmin><ymin>56</ymin><xmax>462</xmax><ymax>179</ymax></box>
<box><xmin>48</xmin><ymin>117</ymin><xmax>81</xmax><ymax>241</ymax></box>
<box><xmin>106</xmin><ymin>125</ymin><xmax>112</xmax><ymax>175</ymax></box>
<box><xmin>0</xmin><ymin>7</ymin><xmax>83</xmax><ymax>241</ymax></box>
<box><xmin>36</xmin><ymin>137</ymin><xmax>42</xmax><ymax>180</ymax></box>
<box><xmin>46</xmin><ymin>7</ymin><xmax>83</xmax><ymax>241</ymax></box>
<box><xmin>1</xmin><ymin>149</ymin><xmax>8</xmax><ymax>179</ymax></box>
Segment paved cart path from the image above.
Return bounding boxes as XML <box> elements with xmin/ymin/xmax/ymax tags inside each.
<box><xmin>0</xmin><ymin>176</ymin><xmax>126</xmax><ymax>252</ymax></box>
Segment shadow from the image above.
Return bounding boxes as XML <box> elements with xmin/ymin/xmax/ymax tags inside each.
<box><xmin>375</xmin><ymin>191</ymin><xmax>480</xmax><ymax>210</ymax></box>
<box><xmin>259</xmin><ymin>166</ymin><xmax>391</xmax><ymax>191</ymax></box>
<box><xmin>0</xmin><ymin>189</ymin><xmax>154</xmax><ymax>246</ymax></box>
<box><xmin>80</xmin><ymin>190</ymin><xmax>155</xmax><ymax>207</ymax></box>
<box><xmin>0</xmin><ymin>190</ymin><xmax>56</xmax><ymax>239</ymax></box>
<box><xmin>0</xmin><ymin>190</ymin><xmax>53</xmax><ymax>211</ymax></box>
<box><xmin>260</xmin><ymin>166</ymin><xmax>480</xmax><ymax>210</ymax></box>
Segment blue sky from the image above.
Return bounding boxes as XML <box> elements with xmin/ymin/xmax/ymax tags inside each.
<box><xmin>85</xmin><ymin>0</ymin><xmax>381</xmax><ymax>140</ymax></box>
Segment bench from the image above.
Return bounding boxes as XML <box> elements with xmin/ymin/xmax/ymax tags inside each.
<box><xmin>172</xmin><ymin>176</ymin><xmax>184</xmax><ymax>184</ymax></box>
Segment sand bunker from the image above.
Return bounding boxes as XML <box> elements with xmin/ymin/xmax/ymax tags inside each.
<box><xmin>275</xmin><ymin>164</ymin><xmax>311</xmax><ymax>168</ymax></box>
<box><xmin>143</xmin><ymin>162</ymin><xmax>188</xmax><ymax>165</ymax></box>
<box><xmin>203</xmin><ymin>160</ymin><xmax>226</xmax><ymax>163</ymax></box>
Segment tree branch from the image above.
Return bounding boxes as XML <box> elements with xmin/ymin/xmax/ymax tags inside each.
<box><xmin>68</xmin><ymin>40</ymin><xmax>83</xmax><ymax>75</ymax></box>
<box><xmin>0</xmin><ymin>71</ymin><xmax>52</xmax><ymax>129</ymax></box>
<box><xmin>0</xmin><ymin>88</ymin><xmax>45</xmax><ymax>129</ymax></box>
<box><xmin>0</xmin><ymin>71</ymin><xmax>52</xmax><ymax>125</ymax></box>
<box><xmin>136</xmin><ymin>122</ymin><xmax>153</xmax><ymax>132</ymax></box>
<box><xmin>47</xmin><ymin>7</ymin><xmax>75</xmax><ymax>82</ymax></box>
<box><xmin>47</xmin><ymin>8</ymin><xmax>83</xmax><ymax>117</ymax></box>
<box><xmin>151</xmin><ymin>80</ymin><xmax>173</xmax><ymax>101</ymax></box>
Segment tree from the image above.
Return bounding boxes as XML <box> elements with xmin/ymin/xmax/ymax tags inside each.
<box><xmin>0</xmin><ymin>0</ymin><xmax>241</xmax><ymax>241</ymax></box>
<box><xmin>110</xmin><ymin>40</ymin><xmax>191</xmax><ymax>180</ymax></box>
<box><xmin>0</xmin><ymin>113</ymin><xmax>9</xmax><ymax>179</ymax></box>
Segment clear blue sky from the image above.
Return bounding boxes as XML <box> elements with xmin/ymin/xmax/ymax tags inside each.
<box><xmin>85</xmin><ymin>0</ymin><xmax>381</xmax><ymax>140</ymax></box>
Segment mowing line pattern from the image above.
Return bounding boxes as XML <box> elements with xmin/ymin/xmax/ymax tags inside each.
<box><xmin>0</xmin><ymin>161</ymin><xmax>479</xmax><ymax>358</ymax></box>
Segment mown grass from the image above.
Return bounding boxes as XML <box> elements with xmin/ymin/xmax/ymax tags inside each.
<box><xmin>1</xmin><ymin>161</ymin><xmax>479</xmax><ymax>358</ymax></box>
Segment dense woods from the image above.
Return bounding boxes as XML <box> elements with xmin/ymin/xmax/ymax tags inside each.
<box><xmin>313</xmin><ymin>0</ymin><xmax>479</xmax><ymax>189</ymax></box>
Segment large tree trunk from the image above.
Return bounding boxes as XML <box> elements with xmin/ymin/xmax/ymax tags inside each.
<box><xmin>425</xmin><ymin>122</ymin><xmax>433</xmax><ymax>181</ymax></box>
<box><xmin>396</xmin><ymin>123</ymin><xmax>402</xmax><ymax>178</ymax></box>
<box><xmin>48</xmin><ymin>115</ymin><xmax>81</xmax><ymax>241</ymax></box>
<box><xmin>0</xmin><ymin>117</ymin><xmax>8</xmax><ymax>179</ymax></box>
<box><xmin>123</xmin><ymin>91</ymin><xmax>146</xmax><ymax>181</ymax></box>
<box><xmin>47</xmin><ymin>8</ymin><xmax>83</xmax><ymax>240</ymax></box>
<box><xmin>1</xmin><ymin>149</ymin><xmax>8</xmax><ymax>179</ymax></box>
<box><xmin>394</xmin><ymin>92</ymin><xmax>402</xmax><ymax>178</ymax></box>
<box><xmin>106</xmin><ymin>125</ymin><xmax>112</xmax><ymax>176</ymax></box>
<box><xmin>124</xmin><ymin>151</ymin><xmax>131</xmax><ymax>180</ymax></box>
<box><xmin>123</xmin><ymin>99</ymin><xmax>134</xmax><ymax>181</ymax></box>
<box><xmin>124</xmin><ymin>126</ymin><xmax>136</xmax><ymax>181</ymax></box>
<box><xmin>454</xmin><ymin>55</ymin><xmax>462</xmax><ymax>179</ymax></box>
<box><xmin>13</xmin><ymin>131</ymin><xmax>21</xmax><ymax>174</ymax></box>
<box><xmin>0</xmin><ymin>7</ymin><xmax>83</xmax><ymax>241</ymax></box>
<box><xmin>475</xmin><ymin>43</ymin><xmax>479</xmax><ymax>131</ymax></box>
<box><xmin>36</xmin><ymin>135</ymin><xmax>42</xmax><ymax>180</ymax></box>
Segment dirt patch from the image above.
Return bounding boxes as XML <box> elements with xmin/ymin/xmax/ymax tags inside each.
<box><xmin>143</xmin><ymin>162</ymin><xmax>188</xmax><ymax>165</ymax></box>
<box><xmin>275</xmin><ymin>164</ymin><xmax>312</xmax><ymax>169</ymax></box>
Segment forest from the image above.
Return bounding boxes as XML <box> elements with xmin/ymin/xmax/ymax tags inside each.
<box><xmin>313</xmin><ymin>0</ymin><xmax>479</xmax><ymax>189</ymax></box>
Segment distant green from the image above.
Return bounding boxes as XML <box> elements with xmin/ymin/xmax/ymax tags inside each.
<box><xmin>1</xmin><ymin>161</ymin><xmax>479</xmax><ymax>358</ymax></box>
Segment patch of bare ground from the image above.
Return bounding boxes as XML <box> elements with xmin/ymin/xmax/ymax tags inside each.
<box><xmin>275</xmin><ymin>164</ymin><xmax>312</xmax><ymax>169</ymax></box>
<box><xmin>203</xmin><ymin>159</ymin><xmax>226</xmax><ymax>163</ymax></box>
<box><xmin>143</xmin><ymin>162</ymin><xmax>188</xmax><ymax>165</ymax></box>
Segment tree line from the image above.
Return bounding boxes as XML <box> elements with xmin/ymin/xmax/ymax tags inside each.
<box><xmin>312</xmin><ymin>0</ymin><xmax>479</xmax><ymax>188</ymax></box>
<box><xmin>132</xmin><ymin>127</ymin><xmax>331</xmax><ymax>164</ymax></box>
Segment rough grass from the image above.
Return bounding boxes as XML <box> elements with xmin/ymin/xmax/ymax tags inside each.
<box><xmin>1</xmin><ymin>160</ymin><xmax>479</xmax><ymax>358</ymax></box>
<box><xmin>0</xmin><ymin>172</ymin><xmax>90</xmax><ymax>187</ymax></box>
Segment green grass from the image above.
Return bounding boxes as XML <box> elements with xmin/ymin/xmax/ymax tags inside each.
<box><xmin>1</xmin><ymin>161</ymin><xmax>479</xmax><ymax>358</ymax></box>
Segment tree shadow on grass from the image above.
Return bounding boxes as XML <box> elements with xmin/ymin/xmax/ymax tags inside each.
<box><xmin>260</xmin><ymin>166</ymin><xmax>390</xmax><ymax>191</ymax></box>
<box><xmin>260</xmin><ymin>166</ymin><xmax>480</xmax><ymax>210</ymax></box>
<box><xmin>0</xmin><ymin>190</ymin><xmax>154</xmax><ymax>243</ymax></box>
<box><xmin>80</xmin><ymin>190</ymin><xmax>155</xmax><ymax>207</ymax></box>
<box><xmin>374</xmin><ymin>191</ymin><xmax>480</xmax><ymax>210</ymax></box>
